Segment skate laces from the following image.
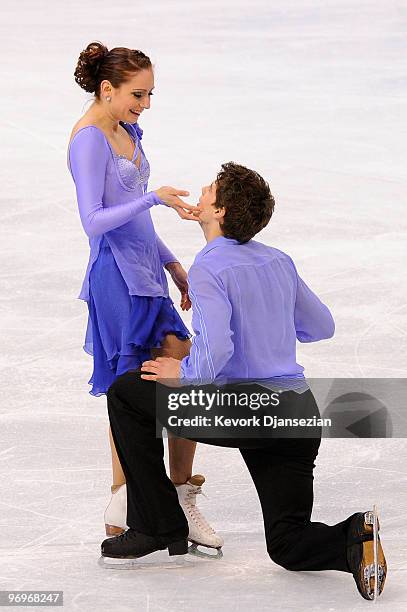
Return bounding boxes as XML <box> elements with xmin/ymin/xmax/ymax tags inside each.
<box><xmin>188</xmin><ymin>485</ymin><xmax>207</xmax><ymax>499</ymax></box>
<box><xmin>115</xmin><ymin>528</ymin><xmax>137</xmax><ymax>544</ymax></box>
<box><xmin>185</xmin><ymin>486</ymin><xmax>214</xmax><ymax>534</ymax></box>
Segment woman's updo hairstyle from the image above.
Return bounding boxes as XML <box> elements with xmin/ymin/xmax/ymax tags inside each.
<box><xmin>74</xmin><ymin>41</ymin><xmax>152</xmax><ymax>97</ymax></box>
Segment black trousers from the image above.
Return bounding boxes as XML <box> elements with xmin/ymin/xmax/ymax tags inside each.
<box><xmin>107</xmin><ymin>371</ymin><xmax>353</xmax><ymax>572</ymax></box>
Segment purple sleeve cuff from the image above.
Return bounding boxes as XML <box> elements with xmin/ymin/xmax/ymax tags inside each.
<box><xmin>149</xmin><ymin>191</ymin><xmax>166</xmax><ymax>206</ymax></box>
<box><xmin>179</xmin><ymin>357</ymin><xmax>192</xmax><ymax>386</ymax></box>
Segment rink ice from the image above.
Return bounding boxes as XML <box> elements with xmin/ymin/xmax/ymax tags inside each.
<box><xmin>1</xmin><ymin>1</ymin><xmax>406</xmax><ymax>610</ymax></box>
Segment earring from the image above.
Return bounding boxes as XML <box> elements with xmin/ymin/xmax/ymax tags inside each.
<box><xmin>106</xmin><ymin>96</ymin><xmax>111</xmax><ymax>102</ymax></box>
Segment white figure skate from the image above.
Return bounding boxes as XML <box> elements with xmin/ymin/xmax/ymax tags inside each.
<box><xmin>104</xmin><ymin>476</ymin><xmax>223</xmax><ymax>559</ymax></box>
<box><xmin>176</xmin><ymin>474</ymin><xmax>223</xmax><ymax>559</ymax></box>
<box><xmin>104</xmin><ymin>484</ymin><xmax>128</xmax><ymax>537</ymax></box>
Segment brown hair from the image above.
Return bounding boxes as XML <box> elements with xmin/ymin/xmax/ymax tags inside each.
<box><xmin>74</xmin><ymin>41</ymin><xmax>152</xmax><ymax>97</ymax></box>
<box><xmin>214</xmin><ymin>162</ymin><xmax>275</xmax><ymax>243</ymax></box>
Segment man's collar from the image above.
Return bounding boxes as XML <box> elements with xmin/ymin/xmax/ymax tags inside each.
<box><xmin>195</xmin><ymin>235</ymin><xmax>241</xmax><ymax>261</ymax></box>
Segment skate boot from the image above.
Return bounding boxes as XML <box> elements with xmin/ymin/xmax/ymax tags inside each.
<box><xmin>176</xmin><ymin>474</ymin><xmax>223</xmax><ymax>559</ymax></box>
<box><xmin>104</xmin><ymin>484</ymin><xmax>127</xmax><ymax>537</ymax></box>
<box><xmin>100</xmin><ymin>528</ymin><xmax>188</xmax><ymax>566</ymax></box>
<box><xmin>346</xmin><ymin>506</ymin><xmax>387</xmax><ymax>601</ymax></box>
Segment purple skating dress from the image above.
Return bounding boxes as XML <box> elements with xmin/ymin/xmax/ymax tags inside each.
<box><xmin>68</xmin><ymin>121</ymin><xmax>191</xmax><ymax>396</ymax></box>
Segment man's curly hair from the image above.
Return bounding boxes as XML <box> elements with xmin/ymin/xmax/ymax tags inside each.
<box><xmin>214</xmin><ymin>162</ymin><xmax>275</xmax><ymax>243</ymax></box>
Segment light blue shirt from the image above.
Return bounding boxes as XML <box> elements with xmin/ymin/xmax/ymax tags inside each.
<box><xmin>180</xmin><ymin>236</ymin><xmax>335</xmax><ymax>389</ymax></box>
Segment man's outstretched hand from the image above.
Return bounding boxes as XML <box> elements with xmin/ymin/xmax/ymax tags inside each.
<box><xmin>140</xmin><ymin>356</ymin><xmax>182</xmax><ymax>387</ymax></box>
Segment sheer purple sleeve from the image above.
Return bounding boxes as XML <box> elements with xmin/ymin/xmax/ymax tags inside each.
<box><xmin>155</xmin><ymin>233</ymin><xmax>179</xmax><ymax>266</ymax></box>
<box><xmin>290</xmin><ymin>258</ymin><xmax>335</xmax><ymax>342</ymax></box>
<box><xmin>68</xmin><ymin>127</ymin><xmax>162</xmax><ymax>238</ymax></box>
<box><xmin>179</xmin><ymin>265</ymin><xmax>234</xmax><ymax>385</ymax></box>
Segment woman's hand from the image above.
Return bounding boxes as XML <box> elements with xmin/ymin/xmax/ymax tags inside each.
<box><xmin>165</xmin><ymin>262</ymin><xmax>192</xmax><ymax>311</ymax></box>
<box><xmin>154</xmin><ymin>186</ymin><xmax>201</xmax><ymax>221</ymax></box>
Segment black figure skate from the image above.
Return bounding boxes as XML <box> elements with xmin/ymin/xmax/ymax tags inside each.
<box><xmin>100</xmin><ymin>528</ymin><xmax>188</xmax><ymax>568</ymax></box>
<box><xmin>346</xmin><ymin>505</ymin><xmax>387</xmax><ymax>601</ymax></box>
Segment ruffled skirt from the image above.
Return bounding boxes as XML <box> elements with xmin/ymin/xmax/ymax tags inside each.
<box><xmin>83</xmin><ymin>239</ymin><xmax>192</xmax><ymax>396</ymax></box>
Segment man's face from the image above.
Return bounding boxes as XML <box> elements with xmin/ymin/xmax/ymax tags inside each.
<box><xmin>197</xmin><ymin>180</ymin><xmax>220</xmax><ymax>225</ymax></box>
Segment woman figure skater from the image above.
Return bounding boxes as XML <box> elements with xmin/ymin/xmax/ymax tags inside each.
<box><xmin>67</xmin><ymin>42</ymin><xmax>223</xmax><ymax>553</ymax></box>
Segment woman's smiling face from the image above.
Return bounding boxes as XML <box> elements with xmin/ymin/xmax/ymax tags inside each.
<box><xmin>101</xmin><ymin>68</ymin><xmax>155</xmax><ymax>123</ymax></box>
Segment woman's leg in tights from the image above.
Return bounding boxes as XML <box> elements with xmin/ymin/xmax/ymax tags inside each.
<box><xmin>109</xmin><ymin>426</ymin><xmax>126</xmax><ymax>492</ymax></box>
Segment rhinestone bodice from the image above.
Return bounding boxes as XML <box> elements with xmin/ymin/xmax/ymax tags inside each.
<box><xmin>115</xmin><ymin>153</ymin><xmax>150</xmax><ymax>190</ymax></box>
<box><xmin>114</xmin><ymin>124</ymin><xmax>150</xmax><ymax>190</ymax></box>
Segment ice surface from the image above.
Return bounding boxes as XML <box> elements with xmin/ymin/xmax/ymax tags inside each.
<box><xmin>1</xmin><ymin>0</ymin><xmax>406</xmax><ymax>610</ymax></box>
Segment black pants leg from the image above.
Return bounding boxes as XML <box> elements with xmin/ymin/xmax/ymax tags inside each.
<box><xmin>239</xmin><ymin>441</ymin><xmax>352</xmax><ymax>572</ymax></box>
<box><xmin>107</xmin><ymin>372</ymin><xmax>188</xmax><ymax>539</ymax></box>
<box><xmin>107</xmin><ymin>371</ymin><xmax>351</xmax><ymax>572</ymax></box>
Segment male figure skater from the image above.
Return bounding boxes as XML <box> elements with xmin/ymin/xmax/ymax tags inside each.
<box><xmin>102</xmin><ymin>162</ymin><xmax>387</xmax><ymax>601</ymax></box>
